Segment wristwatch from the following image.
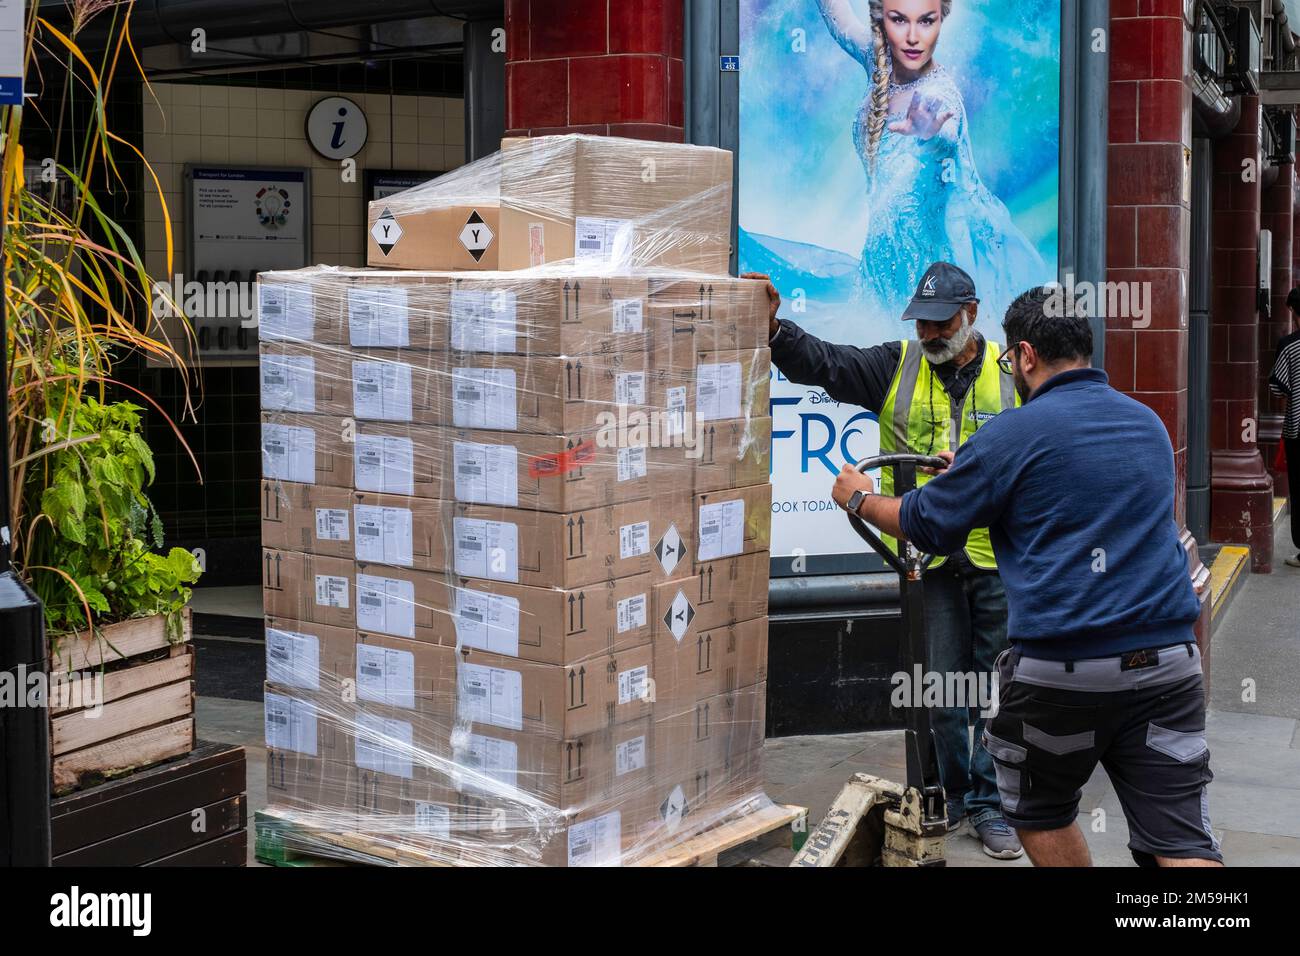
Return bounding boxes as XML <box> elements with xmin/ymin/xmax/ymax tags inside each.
<box><xmin>845</xmin><ymin>490</ymin><xmax>870</xmax><ymax>516</ymax></box>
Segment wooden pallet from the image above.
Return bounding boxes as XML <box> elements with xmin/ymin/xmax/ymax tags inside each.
<box><xmin>255</xmin><ymin>799</ymin><xmax>808</xmax><ymax>868</ymax></box>
<box><xmin>49</xmin><ymin>609</ymin><xmax>196</xmax><ymax>795</ymax></box>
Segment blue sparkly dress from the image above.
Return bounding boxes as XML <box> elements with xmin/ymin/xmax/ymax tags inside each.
<box><xmin>821</xmin><ymin>4</ymin><xmax>1047</xmax><ymax>321</ymax></box>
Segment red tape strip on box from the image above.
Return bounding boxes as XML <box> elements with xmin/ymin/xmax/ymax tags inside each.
<box><xmin>528</xmin><ymin>440</ymin><xmax>596</xmax><ymax>478</ymax></box>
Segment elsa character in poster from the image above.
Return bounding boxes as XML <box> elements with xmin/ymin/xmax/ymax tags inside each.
<box><xmin>818</xmin><ymin>0</ymin><xmax>1045</xmax><ymax>318</ymax></box>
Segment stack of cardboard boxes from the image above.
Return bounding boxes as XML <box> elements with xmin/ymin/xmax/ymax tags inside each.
<box><xmin>258</xmin><ymin>135</ymin><xmax>773</xmax><ymax>866</ymax></box>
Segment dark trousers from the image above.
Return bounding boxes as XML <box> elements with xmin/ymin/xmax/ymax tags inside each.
<box><xmin>921</xmin><ymin>553</ymin><xmax>1010</xmax><ymax>827</ymax></box>
<box><xmin>1289</xmin><ymin>437</ymin><xmax>1300</xmax><ymax>552</ymax></box>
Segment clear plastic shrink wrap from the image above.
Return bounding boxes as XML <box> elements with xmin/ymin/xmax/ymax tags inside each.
<box><xmin>259</xmin><ymin>135</ymin><xmax>774</xmax><ymax>866</ymax></box>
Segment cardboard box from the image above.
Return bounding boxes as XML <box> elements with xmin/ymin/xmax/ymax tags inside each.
<box><xmin>349</xmin><ymin>491</ymin><xmax>449</xmax><ymax>572</ymax></box>
<box><xmin>259</xmin><ymin>341</ymin><xmax>351</xmax><ymax>416</ymax></box>
<box><xmin>264</xmin><ymin>615</ymin><xmax>357</xmax><ymax>694</ymax></box>
<box><xmin>651</xmin><ymin>616</ymin><xmax>768</xmax><ymax>715</ymax></box>
<box><xmin>439</xmin><ymin>572</ymin><xmax>655</xmax><ymax>665</ymax></box>
<box><xmin>445</xmin><ymin>274</ymin><xmax>650</xmax><ymax>356</ymax></box>
<box><xmin>441</xmin><ymin>352</ymin><xmax>650</xmax><ymax>435</ymax></box>
<box><xmin>448</xmin><ymin>715</ymin><xmax>652</xmax><ymax>811</ymax></box>
<box><xmin>454</xmin><ymin>642</ymin><xmax>655</xmax><ymax>740</ymax></box>
<box><xmin>260</xmin><ymin>482</ymin><xmax>355</xmax><ymax>559</ymax></box>
<box><xmin>354</xmin><ymin>632</ymin><xmax>460</xmax><ymax>710</ymax></box>
<box><xmin>654</xmin><ymin>551</ymin><xmax>769</xmax><ymax>635</ymax></box>
<box><xmin>649</xmin><ymin>416</ymin><xmax>772</xmax><ymax>494</ymax></box>
<box><xmin>351</xmin><ymin>421</ymin><xmax>448</xmax><ymax>499</ymax></box>
<box><xmin>260</xmin><ymin>412</ymin><xmax>353</xmax><ymax>489</ymax></box>
<box><xmin>263</xmin><ymin>550</ymin><xmax>355</xmax><ymax>629</ymax></box>
<box><xmin>366</xmin><ymin>200</ymin><xmax>501</xmax><ymax>271</ymax></box>
<box><xmin>258</xmin><ymin>271</ymin><xmax>348</xmax><ymax>346</ymax></box>
<box><xmin>449</xmin><ymin>791</ymin><xmax>655</xmax><ymax>867</ymax></box>
<box><xmin>498</xmin><ymin>135</ymin><xmax>733</xmax><ymax>274</ymax></box>
<box><xmin>351</xmin><ymin>558</ymin><xmax>456</xmax><ymax>646</ymax></box>
<box><xmin>333</xmin><ymin>701</ymin><xmax>453</xmax><ymax>788</ymax></box>
<box><xmin>448</xmin><ymin>490</ymin><xmax>693</xmax><ymax>589</ymax></box>
<box><xmin>646</xmin><ymin>277</ymin><xmax>770</xmax><ymax>353</ymax></box>
<box><xmin>444</xmin><ymin>427</ymin><xmax>648</xmax><ymax>512</ymax></box>
<box><xmin>694</xmin><ymin>483</ymin><xmax>773</xmax><ymax>565</ymax></box>
<box><xmin>646</xmin><ymin>347</ymin><xmax>772</xmax><ymax>429</ymax></box>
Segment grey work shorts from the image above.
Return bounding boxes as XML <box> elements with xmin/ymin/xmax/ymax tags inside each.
<box><xmin>982</xmin><ymin>642</ymin><xmax>1223</xmax><ymax>865</ymax></box>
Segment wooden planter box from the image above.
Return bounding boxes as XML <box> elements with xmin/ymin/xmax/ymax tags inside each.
<box><xmin>48</xmin><ymin>608</ymin><xmax>196</xmax><ymax>796</ymax></box>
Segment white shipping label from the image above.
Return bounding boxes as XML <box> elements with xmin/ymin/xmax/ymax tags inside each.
<box><xmin>260</xmin><ymin>355</ymin><xmax>316</xmax><ymax>413</ymax></box>
<box><xmin>458</xmin><ymin>663</ymin><xmax>524</xmax><ymax>731</ymax></box>
<box><xmin>452</xmin><ymin>367</ymin><xmax>518</xmax><ymax>429</ymax></box>
<box><xmin>348</xmin><ymin>286</ymin><xmax>410</xmax><ymax>347</ymax></box>
<box><xmin>261</xmin><ymin>423</ymin><xmax>316</xmax><ymax>484</ymax></box>
<box><xmin>451</xmin><ymin>289</ymin><xmax>519</xmax><ymax>353</ymax></box>
<box><xmin>617</xmin><ymin>446</ymin><xmax>647</xmax><ymax>483</ymax></box>
<box><xmin>698</xmin><ymin>498</ymin><xmax>746</xmax><ymax>561</ymax></box>
<box><xmin>314</xmin><ymin>574</ymin><xmax>350</xmax><ymax>609</ymax></box>
<box><xmin>454</xmin><ymin>590</ymin><xmax>521</xmax><ymax>657</ymax></box>
<box><xmin>665</xmin><ymin>386</ymin><xmax>688</xmax><ymax>437</ymax></box>
<box><xmin>353</xmin><ymin>505</ymin><xmax>414</xmax><ymax>567</ymax></box>
<box><xmin>615</xmin><ymin>372</ymin><xmax>645</xmax><ymax>406</ymax></box>
<box><xmin>453</xmin><ymin>441</ymin><xmax>519</xmax><ymax>507</ymax></box>
<box><xmin>612</xmin><ymin>299</ymin><xmax>644</xmax><ymax>333</ymax></box>
<box><xmin>265</xmin><ymin>628</ymin><xmax>321</xmax><ymax>691</ymax></box>
<box><xmin>619</xmin><ymin>521</ymin><xmax>651</xmax><ymax>560</ymax></box>
<box><xmin>352</xmin><ymin>360</ymin><xmax>413</xmax><ymax>422</ymax></box>
<box><xmin>454</xmin><ymin>518</ymin><xmax>519</xmax><ymax>582</ymax></box>
<box><xmin>315</xmin><ymin>508</ymin><xmax>349</xmax><ymax>542</ymax></box>
<box><xmin>258</xmin><ymin>284</ymin><xmax>314</xmax><ymax>342</ymax></box>
<box><xmin>354</xmin><ymin>712</ymin><xmax>413</xmax><ymax>779</ymax></box>
<box><xmin>354</xmin><ymin>435</ymin><xmax>414</xmax><ymax>495</ymax></box>
<box><xmin>355</xmin><ymin>573</ymin><xmax>417</xmax><ymax>639</ymax></box>
<box><xmin>452</xmin><ymin>733</ymin><xmax>519</xmax><ymax>795</ymax></box>
<box><xmin>413</xmin><ymin>802</ymin><xmax>451</xmax><ymax>839</ymax></box>
<box><xmin>264</xmin><ymin>692</ymin><xmax>318</xmax><ymax>756</ymax></box>
<box><xmin>568</xmin><ymin>810</ymin><xmax>622</xmax><ymax>867</ymax></box>
<box><xmin>356</xmin><ymin>643</ymin><xmax>417</xmax><ymax>710</ymax></box>
<box><xmin>618</xmin><ymin>665</ymin><xmax>649</xmax><ymax>705</ymax></box>
<box><xmin>574</xmin><ymin>216</ymin><xmax>632</xmax><ymax>264</ymax></box>
<box><xmin>616</xmin><ymin>735</ymin><xmax>647</xmax><ymax>776</ymax></box>
<box><xmin>696</xmin><ymin>361</ymin><xmax>743</xmax><ymax>422</ymax></box>
<box><xmin>616</xmin><ymin>594</ymin><xmax>647</xmax><ymax>633</ymax></box>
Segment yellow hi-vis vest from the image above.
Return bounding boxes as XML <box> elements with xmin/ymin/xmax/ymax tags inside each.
<box><xmin>877</xmin><ymin>338</ymin><xmax>1020</xmax><ymax>569</ymax></box>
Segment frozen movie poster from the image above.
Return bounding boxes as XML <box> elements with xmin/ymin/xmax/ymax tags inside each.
<box><xmin>740</xmin><ymin>0</ymin><xmax>1062</xmax><ymax>561</ymax></box>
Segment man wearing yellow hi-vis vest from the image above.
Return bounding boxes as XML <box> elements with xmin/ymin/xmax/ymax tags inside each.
<box><xmin>748</xmin><ymin>261</ymin><xmax>1023</xmax><ymax>860</ymax></box>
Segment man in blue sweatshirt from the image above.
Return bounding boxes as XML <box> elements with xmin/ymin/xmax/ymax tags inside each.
<box><xmin>831</xmin><ymin>287</ymin><xmax>1223</xmax><ymax>866</ymax></box>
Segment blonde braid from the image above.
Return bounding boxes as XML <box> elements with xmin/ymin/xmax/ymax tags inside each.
<box><xmin>866</xmin><ymin>0</ymin><xmax>954</xmax><ymax>174</ymax></box>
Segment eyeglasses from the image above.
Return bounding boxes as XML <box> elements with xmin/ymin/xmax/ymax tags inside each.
<box><xmin>997</xmin><ymin>342</ymin><xmax>1021</xmax><ymax>375</ymax></box>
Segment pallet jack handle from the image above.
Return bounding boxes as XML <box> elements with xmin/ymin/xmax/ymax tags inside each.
<box><xmin>845</xmin><ymin>453</ymin><xmax>949</xmax><ymax>829</ymax></box>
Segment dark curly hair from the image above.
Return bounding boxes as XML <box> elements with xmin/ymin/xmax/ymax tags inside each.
<box><xmin>1002</xmin><ymin>287</ymin><xmax>1094</xmax><ymax>364</ymax></box>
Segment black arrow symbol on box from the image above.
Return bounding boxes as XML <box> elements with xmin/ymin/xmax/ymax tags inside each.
<box><xmin>577</xmin><ymin>515</ymin><xmax>585</xmax><ymax>553</ymax></box>
<box><xmin>573</xmin><ymin>281</ymin><xmax>581</xmax><ymax>321</ymax></box>
<box><xmin>275</xmin><ymin>553</ymin><xmax>282</xmax><ymax>588</ymax></box>
<box><xmin>705</xmin><ymin>633</ymin><xmax>712</xmax><ymax>670</ymax></box>
<box><xmin>706</xmin><ymin>565</ymin><xmax>714</xmax><ymax>601</ymax></box>
<box><xmin>574</xmin><ymin>360</ymin><xmax>583</xmax><ymax>398</ymax></box>
<box><xmin>566</xmin><ymin>741</ymin><xmax>573</xmax><ymax>777</ymax></box>
<box><xmin>563</xmin><ymin>281</ymin><xmax>573</xmax><ymax>324</ymax></box>
<box><xmin>579</xmin><ymin>666</ymin><xmax>586</xmax><ymax>702</ymax></box>
<box><xmin>566</xmin><ymin>360</ymin><xmax>573</xmax><ymax>396</ymax></box>
<box><xmin>578</xmin><ymin>591</ymin><xmax>585</xmax><ymax>629</ymax></box>
<box><xmin>569</xmin><ymin>669</ymin><xmax>576</xmax><ymax>706</ymax></box>
<box><xmin>265</xmin><ymin>551</ymin><xmax>271</xmax><ymax>585</ymax></box>
<box><xmin>707</xmin><ymin>425</ymin><xmax>716</xmax><ymax>463</ymax></box>
<box><xmin>568</xmin><ymin>593</ymin><xmax>576</xmax><ymax>632</ymax></box>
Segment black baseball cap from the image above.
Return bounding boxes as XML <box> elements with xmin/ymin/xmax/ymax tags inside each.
<box><xmin>902</xmin><ymin>261</ymin><xmax>979</xmax><ymax>323</ymax></box>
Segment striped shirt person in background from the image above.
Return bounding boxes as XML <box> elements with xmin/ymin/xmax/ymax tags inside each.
<box><xmin>1269</xmin><ymin>288</ymin><xmax>1300</xmax><ymax>568</ymax></box>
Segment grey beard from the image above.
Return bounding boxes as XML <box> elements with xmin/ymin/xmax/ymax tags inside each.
<box><xmin>923</xmin><ymin>316</ymin><xmax>973</xmax><ymax>365</ymax></box>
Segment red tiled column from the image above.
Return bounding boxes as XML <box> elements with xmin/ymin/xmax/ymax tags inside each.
<box><xmin>504</xmin><ymin>0</ymin><xmax>685</xmax><ymax>141</ymax></box>
<box><xmin>1261</xmin><ymin>161</ymin><xmax>1293</xmax><ymax>494</ymax></box>
<box><xmin>1107</xmin><ymin>2</ymin><xmax>1212</xmax><ymax>658</ymax></box>
<box><xmin>1210</xmin><ymin>97</ymin><xmax>1275</xmax><ymax>573</ymax></box>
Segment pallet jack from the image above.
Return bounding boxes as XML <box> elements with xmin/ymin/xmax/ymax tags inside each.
<box><xmin>791</xmin><ymin>453</ymin><xmax>950</xmax><ymax>867</ymax></box>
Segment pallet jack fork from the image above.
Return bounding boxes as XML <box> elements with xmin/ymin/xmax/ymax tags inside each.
<box><xmin>791</xmin><ymin>454</ymin><xmax>950</xmax><ymax>868</ymax></box>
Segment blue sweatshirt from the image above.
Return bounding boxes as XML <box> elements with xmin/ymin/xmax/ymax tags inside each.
<box><xmin>898</xmin><ymin>368</ymin><xmax>1201</xmax><ymax>661</ymax></box>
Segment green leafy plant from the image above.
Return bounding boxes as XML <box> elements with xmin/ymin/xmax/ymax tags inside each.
<box><xmin>4</xmin><ymin>3</ymin><xmax>202</xmax><ymax>643</ymax></box>
<box><xmin>26</xmin><ymin>396</ymin><xmax>200</xmax><ymax>643</ymax></box>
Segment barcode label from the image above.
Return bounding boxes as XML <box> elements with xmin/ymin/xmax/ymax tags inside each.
<box><xmin>353</xmin><ymin>505</ymin><xmax>414</xmax><ymax>567</ymax></box>
<box><xmin>617</xmin><ymin>446</ymin><xmax>647</xmax><ymax>483</ymax></box>
<box><xmin>458</xmin><ymin>663</ymin><xmax>524</xmax><ymax>730</ymax></box>
<box><xmin>616</xmin><ymin>735</ymin><xmax>647</xmax><ymax>776</ymax></box>
<box><xmin>567</xmin><ymin>811</ymin><xmax>622</xmax><ymax>867</ymax></box>
<box><xmin>265</xmin><ymin>628</ymin><xmax>321</xmax><ymax>690</ymax></box>
<box><xmin>452</xmin><ymin>368</ymin><xmax>517</xmax><ymax>429</ymax></box>
<box><xmin>618</xmin><ymin>665</ymin><xmax>649</xmax><ymax>705</ymax></box>
<box><xmin>616</xmin><ymin>594</ymin><xmax>647</xmax><ymax>633</ymax></box>
<box><xmin>355</xmin><ymin>573</ymin><xmax>416</xmax><ymax>638</ymax></box>
<box><xmin>698</xmin><ymin>498</ymin><xmax>746</xmax><ymax>560</ymax></box>
<box><xmin>348</xmin><ymin>286</ymin><xmax>410</xmax><ymax>347</ymax></box>
<box><xmin>454</xmin><ymin>590</ymin><xmax>521</xmax><ymax>657</ymax></box>
<box><xmin>612</xmin><ymin>299</ymin><xmax>643</xmax><ymax>333</ymax></box>
<box><xmin>352</xmin><ymin>359</ymin><xmax>413</xmax><ymax>422</ymax></box>
<box><xmin>615</xmin><ymin>372</ymin><xmax>645</xmax><ymax>406</ymax></box>
<box><xmin>453</xmin><ymin>441</ymin><xmax>518</xmax><ymax>507</ymax></box>
<box><xmin>696</xmin><ymin>361</ymin><xmax>743</xmax><ymax>422</ymax></box>
<box><xmin>260</xmin><ymin>355</ymin><xmax>316</xmax><ymax>413</ymax></box>
<box><xmin>356</xmin><ymin>643</ymin><xmax>417</xmax><ymax>709</ymax></box>
<box><xmin>619</xmin><ymin>521</ymin><xmax>650</xmax><ymax>559</ymax></box>
<box><xmin>314</xmin><ymin>574</ymin><xmax>350</xmax><ymax>609</ymax></box>
<box><xmin>315</xmin><ymin>508</ymin><xmax>349</xmax><ymax>542</ymax></box>
<box><xmin>451</xmin><ymin>288</ymin><xmax>519</xmax><ymax>352</ymax></box>
<box><xmin>264</xmin><ymin>692</ymin><xmax>318</xmax><ymax>755</ymax></box>
<box><xmin>261</xmin><ymin>423</ymin><xmax>316</xmax><ymax>484</ymax></box>
<box><xmin>258</xmin><ymin>284</ymin><xmax>314</xmax><ymax>341</ymax></box>
<box><xmin>354</xmin><ymin>434</ymin><xmax>414</xmax><ymax>495</ymax></box>
<box><xmin>454</xmin><ymin>518</ymin><xmax>519</xmax><ymax>582</ymax></box>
